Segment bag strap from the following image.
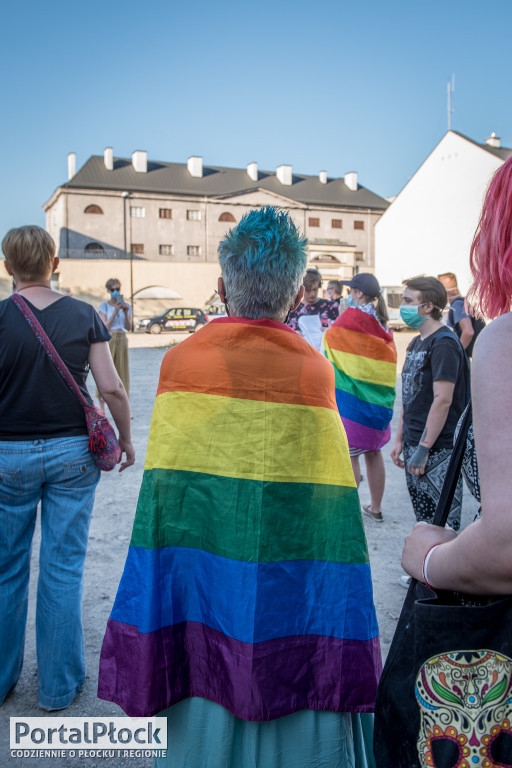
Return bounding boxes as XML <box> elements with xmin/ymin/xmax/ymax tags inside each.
<box><xmin>10</xmin><ymin>293</ymin><xmax>89</xmax><ymax>410</ymax></box>
<box><xmin>432</xmin><ymin>401</ymin><xmax>473</xmax><ymax>527</ymax></box>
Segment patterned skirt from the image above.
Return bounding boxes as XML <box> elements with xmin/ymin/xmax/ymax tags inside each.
<box><xmin>403</xmin><ymin>442</ymin><xmax>462</xmax><ymax>530</ymax></box>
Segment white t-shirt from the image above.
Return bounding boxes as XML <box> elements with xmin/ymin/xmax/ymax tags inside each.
<box><xmin>99</xmin><ymin>301</ymin><xmax>132</xmax><ymax>333</ymax></box>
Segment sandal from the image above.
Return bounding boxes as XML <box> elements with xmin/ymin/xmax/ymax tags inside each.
<box><xmin>362</xmin><ymin>504</ymin><xmax>383</xmax><ymax>522</ymax></box>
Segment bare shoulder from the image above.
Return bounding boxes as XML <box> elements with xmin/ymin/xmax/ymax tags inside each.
<box><xmin>471</xmin><ymin>313</ymin><xmax>512</xmax><ymax>543</ymax></box>
<box><xmin>472</xmin><ymin>314</ymin><xmax>512</xmax><ymax>378</ymax></box>
<box><xmin>474</xmin><ymin>312</ymin><xmax>512</xmax><ymax>350</ymax></box>
<box><xmin>472</xmin><ymin>314</ymin><xmax>512</xmax><ymax>476</ymax></box>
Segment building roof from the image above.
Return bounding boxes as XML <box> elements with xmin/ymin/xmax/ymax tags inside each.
<box><xmin>452</xmin><ymin>130</ymin><xmax>512</xmax><ymax>161</ymax></box>
<box><xmin>61</xmin><ymin>155</ymin><xmax>389</xmax><ymax>211</ymax></box>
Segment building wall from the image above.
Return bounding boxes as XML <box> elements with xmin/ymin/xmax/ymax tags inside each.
<box><xmin>46</xmin><ymin>187</ymin><xmax>382</xmax><ymax>273</ymax></box>
<box><xmin>375</xmin><ymin>132</ymin><xmax>503</xmax><ymax>293</ymax></box>
<box><xmin>54</xmin><ymin>259</ymin><xmax>222</xmax><ymax>314</ymax></box>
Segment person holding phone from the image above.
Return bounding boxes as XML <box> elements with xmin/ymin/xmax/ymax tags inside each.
<box><xmin>98</xmin><ymin>278</ymin><xmax>131</xmax><ymax>413</ymax></box>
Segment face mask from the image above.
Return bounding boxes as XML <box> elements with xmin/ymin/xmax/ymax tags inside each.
<box><xmin>342</xmin><ymin>294</ymin><xmax>357</xmax><ymax>311</ymax></box>
<box><xmin>400</xmin><ymin>304</ymin><xmax>426</xmax><ymax>328</ymax></box>
<box><xmin>110</xmin><ymin>289</ymin><xmax>120</xmax><ymax>300</ymax></box>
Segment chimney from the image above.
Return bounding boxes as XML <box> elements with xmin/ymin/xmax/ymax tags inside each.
<box><xmin>485</xmin><ymin>132</ymin><xmax>501</xmax><ymax>148</ymax></box>
<box><xmin>319</xmin><ymin>170</ymin><xmax>327</xmax><ymax>184</ymax></box>
<box><xmin>247</xmin><ymin>162</ymin><xmax>258</xmax><ymax>181</ymax></box>
<box><xmin>276</xmin><ymin>164</ymin><xmax>292</xmax><ymax>185</ymax></box>
<box><xmin>67</xmin><ymin>152</ymin><xmax>76</xmax><ymax>180</ymax></box>
<box><xmin>104</xmin><ymin>147</ymin><xmax>114</xmax><ymax>170</ymax></box>
<box><xmin>344</xmin><ymin>171</ymin><xmax>358</xmax><ymax>191</ymax></box>
<box><xmin>187</xmin><ymin>156</ymin><xmax>203</xmax><ymax>178</ymax></box>
<box><xmin>132</xmin><ymin>150</ymin><xmax>147</xmax><ymax>173</ymax></box>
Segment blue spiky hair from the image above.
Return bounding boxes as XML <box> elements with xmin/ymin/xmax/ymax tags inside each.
<box><xmin>218</xmin><ymin>206</ymin><xmax>308</xmax><ymax>320</ymax></box>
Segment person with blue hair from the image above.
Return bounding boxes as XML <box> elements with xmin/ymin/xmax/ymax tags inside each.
<box><xmin>99</xmin><ymin>206</ymin><xmax>380</xmax><ymax>768</ymax></box>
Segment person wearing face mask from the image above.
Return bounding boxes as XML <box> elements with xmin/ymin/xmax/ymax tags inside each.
<box><xmin>391</xmin><ymin>277</ymin><xmax>469</xmax><ymax>547</ymax></box>
<box><xmin>97</xmin><ymin>278</ymin><xmax>132</xmax><ymax>413</ymax></box>
<box><xmin>323</xmin><ymin>273</ymin><xmax>397</xmax><ymax>523</ymax></box>
<box><xmin>326</xmin><ymin>280</ymin><xmax>342</xmax><ymax>308</ymax></box>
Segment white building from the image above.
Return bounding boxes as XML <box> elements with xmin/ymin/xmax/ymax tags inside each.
<box><xmin>375</xmin><ymin>131</ymin><xmax>512</xmax><ymax>294</ymax></box>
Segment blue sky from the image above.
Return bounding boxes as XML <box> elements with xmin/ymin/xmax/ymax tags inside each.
<box><xmin>1</xmin><ymin>0</ymin><xmax>511</xmax><ymax>236</ymax></box>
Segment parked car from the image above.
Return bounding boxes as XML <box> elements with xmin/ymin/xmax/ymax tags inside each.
<box><xmin>138</xmin><ymin>307</ymin><xmax>209</xmax><ymax>334</ymax></box>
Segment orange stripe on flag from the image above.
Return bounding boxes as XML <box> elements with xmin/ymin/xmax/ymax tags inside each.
<box><xmin>324</xmin><ymin>326</ymin><xmax>397</xmax><ymax>364</ymax></box>
<box><xmin>157</xmin><ymin>321</ymin><xmax>338</xmax><ymax>410</ymax></box>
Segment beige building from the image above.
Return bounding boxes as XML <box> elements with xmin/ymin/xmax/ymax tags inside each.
<box><xmin>43</xmin><ymin>150</ymin><xmax>389</xmax><ymax>310</ymax></box>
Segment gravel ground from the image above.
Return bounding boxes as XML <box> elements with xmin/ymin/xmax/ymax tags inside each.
<box><xmin>0</xmin><ymin>332</ymin><xmax>479</xmax><ymax>767</ymax></box>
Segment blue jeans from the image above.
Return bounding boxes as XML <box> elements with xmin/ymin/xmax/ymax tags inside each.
<box><xmin>0</xmin><ymin>437</ymin><xmax>100</xmax><ymax>709</ymax></box>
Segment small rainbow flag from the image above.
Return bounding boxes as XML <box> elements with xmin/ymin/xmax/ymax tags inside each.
<box><xmin>323</xmin><ymin>308</ymin><xmax>397</xmax><ymax>451</ymax></box>
<box><xmin>98</xmin><ymin>317</ymin><xmax>381</xmax><ymax>720</ymax></box>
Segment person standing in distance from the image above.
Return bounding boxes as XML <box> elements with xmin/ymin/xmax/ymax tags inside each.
<box><xmin>326</xmin><ymin>279</ymin><xmax>342</xmax><ymax>309</ymax></box>
<box><xmin>437</xmin><ymin>272</ymin><xmax>476</xmax><ymax>355</ymax></box>
<box><xmin>98</xmin><ymin>278</ymin><xmax>131</xmax><ymax>413</ymax></box>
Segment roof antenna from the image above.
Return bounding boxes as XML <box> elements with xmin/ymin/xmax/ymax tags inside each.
<box><xmin>447</xmin><ymin>73</ymin><xmax>455</xmax><ymax>131</ymax></box>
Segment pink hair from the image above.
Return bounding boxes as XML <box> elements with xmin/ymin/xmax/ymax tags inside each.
<box><xmin>468</xmin><ymin>156</ymin><xmax>512</xmax><ymax>319</ymax></box>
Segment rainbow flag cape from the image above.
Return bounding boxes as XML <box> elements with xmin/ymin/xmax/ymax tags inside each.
<box><xmin>323</xmin><ymin>308</ymin><xmax>397</xmax><ymax>451</ymax></box>
<box><xmin>98</xmin><ymin>317</ymin><xmax>381</xmax><ymax>720</ymax></box>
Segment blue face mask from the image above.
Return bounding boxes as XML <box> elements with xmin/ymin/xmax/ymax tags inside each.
<box><xmin>400</xmin><ymin>304</ymin><xmax>426</xmax><ymax>328</ymax></box>
<box><xmin>342</xmin><ymin>294</ymin><xmax>358</xmax><ymax>310</ymax></box>
<box><xmin>110</xmin><ymin>289</ymin><xmax>120</xmax><ymax>300</ymax></box>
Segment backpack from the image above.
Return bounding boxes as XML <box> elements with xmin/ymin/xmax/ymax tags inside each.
<box><xmin>448</xmin><ymin>296</ymin><xmax>486</xmax><ymax>358</ymax></box>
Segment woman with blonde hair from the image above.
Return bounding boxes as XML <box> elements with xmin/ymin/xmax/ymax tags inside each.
<box><xmin>0</xmin><ymin>226</ymin><xmax>134</xmax><ymax>710</ymax></box>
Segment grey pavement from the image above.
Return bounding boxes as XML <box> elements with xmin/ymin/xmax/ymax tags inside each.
<box><xmin>0</xmin><ymin>336</ymin><xmax>479</xmax><ymax>767</ymax></box>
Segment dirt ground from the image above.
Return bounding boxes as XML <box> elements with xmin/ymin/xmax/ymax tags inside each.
<box><xmin>0</xmin><ymin>330</ymin><xmax>479</xmax><ymax>767</ymax></box>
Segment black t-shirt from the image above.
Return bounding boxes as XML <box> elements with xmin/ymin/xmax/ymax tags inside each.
<box><xmin>401</xmin><ymin>328</ymin><xmax>469</xmax><ymax>449</ymax></box>
<box><xmin>0</xmin><ymin>295</ymin><xmax>110</xmax><ymax>440</ymax></box>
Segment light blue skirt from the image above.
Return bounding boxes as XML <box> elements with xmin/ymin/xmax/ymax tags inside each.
<box><xmin>155</xmin><ymin>697</ymin><xmax>375</xmax><ymax>768</ymax></box>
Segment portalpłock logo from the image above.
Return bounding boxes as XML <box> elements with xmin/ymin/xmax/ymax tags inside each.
<box><xmin>10</xmin><ymin>717</ymin><xmax>167</xmax><ymax>759</ymax></box>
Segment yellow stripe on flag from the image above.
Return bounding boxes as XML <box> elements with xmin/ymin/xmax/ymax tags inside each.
<box><xmin>325</xmin><ymin>347</ymin><xmax>396</xmax><ymax>387</ymax></box>
<box><xmin>145</xmin><ymin>391</ymin><xmax>356</xmax><ymax>488</ymax></box>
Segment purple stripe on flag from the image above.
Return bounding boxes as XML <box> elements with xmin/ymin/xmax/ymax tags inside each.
<box><xmin>342</xmin><ymin>417</ymin><xmax>391</xmax><ymax>452</ymax></box>
<box><xmin>98</xmin><ymin>619</ymin><xmax>382</xmax><ymax>720</ymax></box>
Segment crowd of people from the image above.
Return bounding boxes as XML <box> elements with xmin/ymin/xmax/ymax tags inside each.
<box><xmin>2</xmin><ymin>153</ymin><xmax>512</xmax><ymax>767</ymax></box>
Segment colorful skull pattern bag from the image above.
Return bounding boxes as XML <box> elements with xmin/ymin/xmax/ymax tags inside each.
<box><xmin>416</xmin><ymin>650</ymin><xmax>512</xmax><ymax>768</ymax></box>
<box><xmin>374</xmin><ymin>405</ymin><xmax>512</xmax><ymax>768</ymax></box>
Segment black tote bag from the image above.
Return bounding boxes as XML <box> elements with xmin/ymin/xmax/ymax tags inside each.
<box><xmin>374</xmin><ymin>403</ymin><xmax>512</xmax><ymax>768</ymax></box>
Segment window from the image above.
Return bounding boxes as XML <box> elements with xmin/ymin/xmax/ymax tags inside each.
<box><xmin>187</xmin><ymin>245</ymin><xmax>201</xmax><ymax>256</ymax></box>
<box><xmin>159</xmin><ymin>244</ymin><xmax>174</xmax><ymax>255</ymax></box>
<box><xmin>355</xmin><ymin>251</ymin><xmax>365</xmax><ymax>262</ymax></box>
<box><xmin>387</xmin><ymin>291</ymin><xmax>403</xmax><ymax>309</ymax></box>
<box><xmin>84</xmin><ymin>204</ymin><xmax>103</xmax><ymax>215</ymax></box>
<box><xmin>159</xmin><ymin>208</ymin><xmax>172</xmax><ymax>219</ymax></box>
<box><xmin>219</xmin><ymin>212</ymin><xmax>236</xmax><ymax>222</ymax></box>
<box><xmin>354</xmin><ymin>220</ymin><xmax>364</xmax><ymax>230</ymax></box>
<box><xmin>131</xmin><ymin>243</ymin><xmax>144</xmax><ymax>254</ymax></box>
<box><xmin>187</xmin><ymin>210</ymin><xmax>202</xmax><ymax>221</ymax></box>
<box><xmin>130</xmin><ymin>206</ymin><xmax>145</xmax><ymax>218</ymax></box>
<box><xmin>311</xmin><ymin>254</ymin><xmax>341</xmax><ymax>264</ymax></box>
<box><xmin>84</xmin><ymin>242</ymin><xmax>105</xmax><ymax>255</ymax></box>
<box><xmin>331</xmin><ymin>219</ymin><xmax>342</xmax><ymax>229</ymax></box>
<box><xmin>308</xmin><ymin>217</ymin><xmax>320</xmax><ymax>227</ymax></box>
